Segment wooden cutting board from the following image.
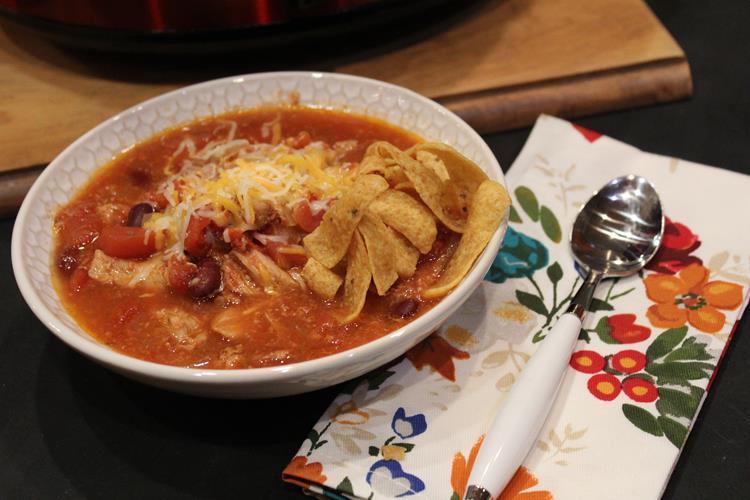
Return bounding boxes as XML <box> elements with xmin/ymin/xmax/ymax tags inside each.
<box><xmin>0</xmin><ymin>0</ymin><xmax>690</xmax><ymax>211</ymax></box>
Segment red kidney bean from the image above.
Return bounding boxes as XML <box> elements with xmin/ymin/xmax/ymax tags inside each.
<box><xmin>188</xmin><ymin>258</ymin><xmax>222</xmax><ymax>298</ymax></box>
<box><xmin>128</xmin><ymin>167</ymin><xmax>152</xmax><ymax>187</ymax></box>
<box><xmin>57</xmin><ymin>247</ymin><xmax>79</xmax><ymax>273</ymax></box>
<box><xmin>391</xmin><ymin>298</ymin><xmax>419</xmax><ymax>318</ymax></box>
<box><xmin>126</xmin><ymin>203</ymin><xmax>155</xmax><ymax>227</ymax></box>
<box><xmin>206</xmin><ymin>225</ymin><xmax>231</xmax><ymax>253</ymax></box>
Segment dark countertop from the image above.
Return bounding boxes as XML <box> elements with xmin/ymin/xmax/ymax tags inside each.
<box><xmin>1</xmin><ymin>2</ymin><xmax>748</xmax><ymax>499</ymax></box>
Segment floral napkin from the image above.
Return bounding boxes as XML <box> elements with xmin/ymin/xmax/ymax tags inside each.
<box><xmin>282</xmin><ymin>115</ymin><xmax>750</xmax><ymax>499</ymax></box>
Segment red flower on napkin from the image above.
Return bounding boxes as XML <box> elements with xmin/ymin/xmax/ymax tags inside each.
<box><xmin>572</xmin><ymin>123</ymin><xmax>603</xmax><ymax>143</ymax></box>
<box><xmin>406</xmin><ymin>334</ymin><xmax>469</xmax><ymax>382</ymax></box>
<box><xmin>646</xmin><ymin>217</ymin><xmax>702</xmax><ymax>274</ymax></box>
<box><xmin>570</xmin><ymin>351</ymin><xmax>606</xmax><ymax>373</ymax></box>
<box><xmin>611</xmin><ymin>350</ymin><xmax>647</xmax><ymax>374</ymax></box>
<box><xmin>607</xmin><ymin>314</ymin><xmax>652</xmax><ymax>344</ymax></box>
<box><xmin>587</xmin><ymin>373</ymin><xmax>621</xmax><ymax>401</ymax></box>
<box><xmin>622</xmin><ymin>377</ymin><xmax>658</xmax><ymax>403</ymax></box>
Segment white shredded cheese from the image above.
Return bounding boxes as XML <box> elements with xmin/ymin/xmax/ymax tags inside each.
<box><xmin>144</xmin><ymin>123</ymin><xmax>352</xmax><ymax>256</ymax></box>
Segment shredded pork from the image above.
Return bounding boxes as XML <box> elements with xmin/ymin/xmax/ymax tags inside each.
<box><xmin>232</xmin><ymin>249</ymin><xmax>298</xmax><ymax>292</ymax></box>
<box><xmin>154</xmin><ymin>308</ymin><xmax>206</xmax><ymax>351</ymax></box>
<box><xmin>88</xmin><ymin>250</ymin><xmax>166</xmax><ymax>290</ymax></box>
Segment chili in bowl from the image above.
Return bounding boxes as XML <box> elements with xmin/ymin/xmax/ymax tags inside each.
<box><xmin>12</xmin><ymin>72</ymin><xmax>508</xmax><ymax>398</ymax></box>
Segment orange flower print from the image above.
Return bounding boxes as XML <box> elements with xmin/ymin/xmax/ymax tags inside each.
<box><xmin>281</xmin><ymin>456</ymin><xmax>327</xmax><ymax>489</ymax></box>
<box><xmin>644</xmin><ymin>263</ymin><xmax>743</xmax><ymax>334</ymax></box>
<box><xmin>498</xmin><ymin>466</ymin><xmax>553</xmax><ymax>500</ymax></box>
<box><xmin>331</xmin><ymin>400</ymin><xmax>370</xmax><ymax>425</ymax></box>
<box><xmin>406</xmin><ymin>334</ymin><xmax>470</xmax><ymax>382</ymax></box>
<box><xmin>451</xmin><ymin>436</ymin><xmax>484</xmax><ymax>497</ymax></box>
<box><xmin>451</xmin><ymin>436</ymin><xmax>553</xmax><ymax>499</ymax></box>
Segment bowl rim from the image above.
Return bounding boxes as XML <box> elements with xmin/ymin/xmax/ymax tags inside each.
<box><xmin>11</xmin><ymin>70</ymin><xmax>505</xmax><ymax>385</ymax></box>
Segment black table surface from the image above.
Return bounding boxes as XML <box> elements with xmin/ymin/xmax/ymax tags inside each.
<box><xmin>2</xmin><ymin>2</ymin><xmax>748</xmax><ymax>499</ymax></box>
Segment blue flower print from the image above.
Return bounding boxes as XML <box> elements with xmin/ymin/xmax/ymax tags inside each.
<box><xmin>485</xmin><ymin>227</ymin><xmax>549</xmax><ymax>283</ymax></box>
<box><xmin>366</xmin><ymin>459</ymin><xmax>426</xmax><ymax>497</ymax></box>
<box><xmin>391</xmin><ymin>407</ymin><xmax>427</xmax><ymax>439</ymax></box>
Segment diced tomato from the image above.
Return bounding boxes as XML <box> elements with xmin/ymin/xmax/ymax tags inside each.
<box><xmin>184</xmin><ymin>215</ymin><xmax>213</xmax><ymax>257</ymax></box>
<box><xmin>69</xmin><ymin>267</ymin><xmax>89</xmax><ymax>292</ymax></box>
<box><xmin>57</xmin><ymin>247</ymin><xmax>80</xmax><ymax>273</ymax></box>
<box><xmin>226</xmin><ymin>228</ymin><xmax>254</xmax><ymax>251</ymax></box>
<box><xmin>266</xmin><ymin>241</ymin><xmax>308</xmax><ymax>269</ymax></box>
<box><xmin>96</xmin><ymin>226</ymin><xmax>156</xmax><ymax>259</ymax></box>
<box><xmin>288</xmin><ymin>131</ymin><xmax>312</xmax><ymax>149</ymax></box>
<box><xmin>167</xmin><ymin>257</ymin><xmax>197</xmax><ymax>294</ymax></box>
<box><xmin>146</xmin><ymin>191</ymin><xmax>168</xmax><ymax>210</ymax></box>
<box><xmin>55</xmin><ymin>202</ymin><xmax>102</xmax><ymax>250</ymax></box>
<box><xmin>279</xmin><ymin>249</ymin><xmax>308</xmax><ymax>269</ymax></box>
<box><xmin>293</xmin><ymin>200</ymin><xmax>324</xmax><ymax>233</ymax></box>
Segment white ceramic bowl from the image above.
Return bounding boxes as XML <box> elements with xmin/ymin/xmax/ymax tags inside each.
<box><xmin>11</xmin><ymin>71</ymin><xmax>506</xmax><ymax>398</ymax></box>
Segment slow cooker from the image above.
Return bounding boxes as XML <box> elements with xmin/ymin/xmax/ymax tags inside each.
<box><xmin>0</xmin><ymin>0</ymin><xmax>462</xmax><ymax>53</ymax></box>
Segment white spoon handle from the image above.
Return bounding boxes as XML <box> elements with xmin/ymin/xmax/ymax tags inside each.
<box><xmin>464</xmin><ymin>312</ymin><xmax>582</xmax><ymax>500</ymax></box>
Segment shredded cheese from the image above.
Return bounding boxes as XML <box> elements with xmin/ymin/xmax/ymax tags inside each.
<box><xmin>145</xmin><ymin>124</ymin><xmax>355</xmax><ymax>255</ymax></box>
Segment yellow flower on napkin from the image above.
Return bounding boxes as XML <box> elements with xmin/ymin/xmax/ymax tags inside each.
<box><xmin>381</xmin><ymin>444</ymin><xmax>407</xmax><ymax>461</ymax></box>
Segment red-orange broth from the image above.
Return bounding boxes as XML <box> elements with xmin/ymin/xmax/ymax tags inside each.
<box><xmin>52</xmin><ymin>107</ymin><xmax>457</xmax><ymax>369</ymax></box>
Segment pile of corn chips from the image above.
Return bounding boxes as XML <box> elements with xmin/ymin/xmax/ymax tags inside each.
<box><xmin>302</xmin><ymin>142</ymin><xmax>510</xmax><ymax>322</ymax></box>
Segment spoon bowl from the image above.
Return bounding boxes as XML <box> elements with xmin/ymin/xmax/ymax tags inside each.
<box><xmin>572</xmin><ymin>175</ymin><xmax>663</xmax><ymax>277</ymax></box>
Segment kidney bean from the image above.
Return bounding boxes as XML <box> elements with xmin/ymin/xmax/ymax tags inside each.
<box><xmin>126</xmin><ymin>203</ymin><xmax>155</xmax><ymax>227</ymax></box>
<box><xmin>206</xmin><ymin>225</ymin><xmax>231</xmax><ymax>253</ymax></box>
<box><xmin>128</xmin><ymin>167</ymin><xmax>152</xmax><ymax>187</ymax></box>
<box><xmin>187</xmin><ymin>258</ymin><xmax>222</xmax><ymax>298</ymax></box>
<box><xmin>57</xmin><ymin>247</ymin><xmax>79</xmax><ymax>273</ymax></box>
<box><xmin>391</xmin><ymin>297</ymin><xmax>419</xmax><ymax>319</ymax></box>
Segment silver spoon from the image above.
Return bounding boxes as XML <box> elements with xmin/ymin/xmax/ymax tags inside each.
<box><xmin>465</xmin><ymin>175</ymin><xmax>664</xmax><ymax>500</ymax></box>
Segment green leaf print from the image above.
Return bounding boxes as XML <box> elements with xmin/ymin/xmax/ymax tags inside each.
<box><xmin>391</xmin><ymin>442</ymin><xmax>415</xmax><ymax>452</ymax></box>
<box><xmin>546</xmin><ymin>261</ymin><xmax>563</xmax><ymax>284</ymax></box>
<box><xmin>622</xmin><ymin>404</ymin><xmax>663</xmax><ymax>437</ymax></box>
<box><xmin>646</xmin><ymin>361</ymin><xmax>713</xmax><ymax>382</ymax></box>
<box><xmin>515</xmin><ymin>186</ymin><xmax>540</xmax><ymax>221</ymax></box>
<box><xmin>306</xmin><ymin>421</ymin><xmax>332</xmax><ymax>456</ymax></box>
<box><xmin>368</xmin><ymin>446</ymin><xmax>379</xmax><ymax>457</ymax></box>
<box><xmin>337</xmin><ymin>477</ymin><xmax>355</xmax><ymax>495</ymax></box>
<box><xmin>658</xmin><ymin>416</ymin><xmax>688</xmax><ymax>448</ymax></box>
<box><xmin>539</xmin><ymin>205</ymin><xmax>562</xmax><ymax>243</ymax></box>
<box><xmin>646</xmin><ymin>327</ymin><xmax>689</xmax><ymax>361</ymax></box>
<box><xmin>664</xmin><ymin>337</ymin><xmax>713</xmax><ymax>362</ymax></box>
<box><xmin>307</xmin><ymin>429</ymin><xmax>319</xmax><ymax>443</ymax></box>
<box><xmin>592</xmin><ymin>316</ymin><xmax>619</xmax><ymax>344</ymax></box>
<box><xmin>656</xmin><ymin>387</ymin><xmax>702</xmax><ymax>419</ymax></box>
<box><xmin>610</xmin><ymin>328</ymin><xmax>716</xmax><ymax>449</ymax></box>
<box><xmin>509</xmin><ymin>205</ymin><xmax>523</xmax><ymax>223</ymax></box>
<box><xmin>516</xmin><ymin>290</ymin><xmax>549</xmax><ymax>316</ymax></box>
<box><xmin>588</xmin><ymin>298</ymin><xmax>614</xmax><ymax>312</ymax></box>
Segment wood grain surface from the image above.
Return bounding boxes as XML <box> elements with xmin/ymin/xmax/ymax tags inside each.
<box><xmin>0</xmin><ymin>0</ymin><xmax>690</xmax><ymax>209</ymax></box>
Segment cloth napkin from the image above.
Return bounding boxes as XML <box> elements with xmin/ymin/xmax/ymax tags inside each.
<box><xmin>282</xmin><ymin>115</ymin><xmax>750</xmax><ymax>499</ymax></box>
